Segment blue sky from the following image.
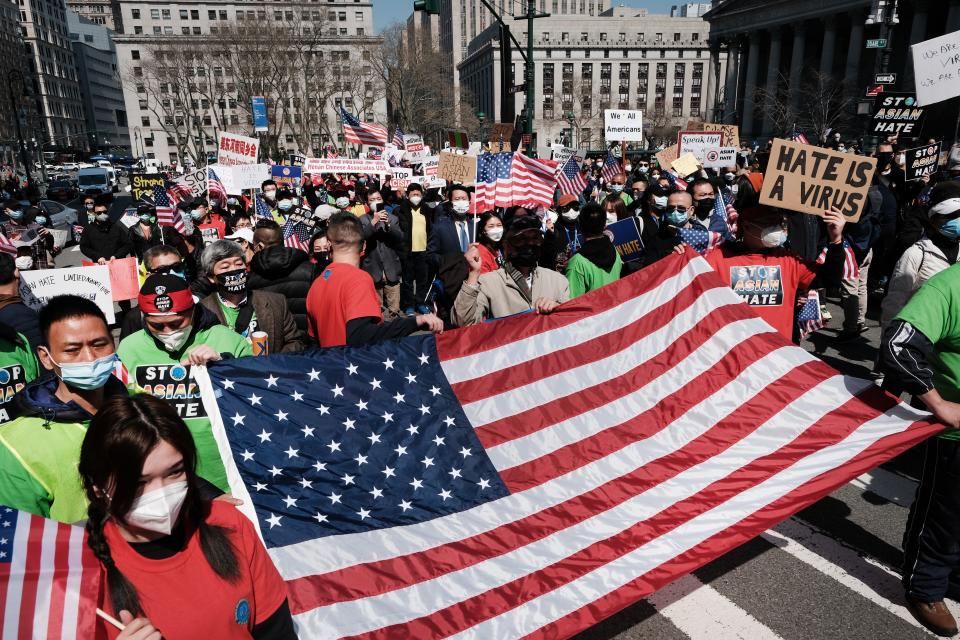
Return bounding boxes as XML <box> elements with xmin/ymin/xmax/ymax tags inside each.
<box><xmin>372</xmin><ymin>1</ymin><xmax>681</xmax><ymax>32</ymax></box>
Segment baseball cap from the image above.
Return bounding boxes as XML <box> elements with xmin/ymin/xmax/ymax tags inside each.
<box><xmin>225</xmin><ymin>227</ymin><xmax>254</xmax><ymax>244</ymax></box>
<box><xmin>138</xmin><ymin>274</ymin><xmax>194</xmax><ymax>315</ymax></box>
<box><xmin>557</xmin><ymin>194</ymin><xmax>578</xmax><ymax>208</ymax></box>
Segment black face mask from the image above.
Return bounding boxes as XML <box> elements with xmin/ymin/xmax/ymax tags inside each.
<box><xmin>313</xmin><ymin>251</ymin><xmax>329</xmax><ymax>264</ymax></box>
<box><xmin>695</xmin><ymin>198</ymin><xmax>715</xmax><ymax>216</ymax></box>
<box><xmin>510</xmin><ymin>245</ymin><xmax>541</xmax><ymax>268</ymax></box>
<box><xmin>216</xmin><ymin>268</ymin><xmax>247</xmax><ymax>295</ymax></box>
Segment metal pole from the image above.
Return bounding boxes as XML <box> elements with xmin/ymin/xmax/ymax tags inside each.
<box><xmin>524</xmin><ymin>0</ymin><xmax>536</xmax><ymax>153</ymax></box>
<box><xmin>7</xmin><ymin>71</ymin><xmax>31</xmax><ymax>188</ymax></box>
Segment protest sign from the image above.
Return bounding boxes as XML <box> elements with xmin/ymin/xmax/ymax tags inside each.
<box><xmin>438</xmin><ymin>152</ymin><xmax>477</xmax><ymax>184</ymax></box>
<box><xmin>19</xmin><ymin>265</ymin><xmax>115</xmax><ymax>323</ymax></box>
<box><xmin>759</xmin><ymin>138</ymin><xmax>876</xmax><ymax>223</ymax></box>
<box><xmin>214</xmin><ymin>163</ymin><xmax>270</xmax><ymax>193</ymax></box>
<box><xmin>217</xmin><ymin>132</ymin><xmax>259</xmax><ymax>166</ymax></box>
<box><xmin>288</xmin><ymin>153</ymin><xmax>306</xmax><ymax>167</ymax></box>
<box><xmin>271</xmin><ymin>165</ymin><xmax>302</xmax><ymax>190</ymax></box>
<box><xmin>135</xmin><ymin>363</ymin><xmax>207</xmax><ymax>418</ymax></box>
<box><xmin>403</xmin><ymin>134</ymin><xmax>424</xmax><ymax>153</ymax></box>
<box><xmin>905</xmin><ymin>141</ymin><xmax>942</xmax><ymax>181</ymax></box>
<box><xmin>684</xmin><ymin>119</ymin><xmax>705</xmax><ymax>131</ymax></box>
<box><xmin>603</xmin><ymin>109</ymin><xmax>645</xmax><ymax>142</ymax></box>
<box><xmin>302</xmin><ymin>157</ymin><xmax>391</xmax><ymax>174</ymax></box>
<box><xmin>388</xmin><ymin>167</ymin><xmax>414</xmax><ymax>190</ymax></box>
<box><xmin>119</xmin><ymin>209</ymin><xmax>139</xmax><ymax>228</ymax></box>
<box><xmin>703</xmin><ymin>123</ymin><xmax>740</xmax><ymax>149</ymax></box>
<box><xmin>252</xmin><ymin>96</ymin><xmax>268</xmax><ymax>133</ymax></box>
<box><xmin>489</xmin><ymin>123</ymin><xmax>514</xmax><ymax>144</ymax></box>
<box><xmin>177</xmin><ymin>167</ymin><xmax>207</xmax><ymax>198</ymax></box>
<box><xmin>912</xmin><ymin>30</ymin><xmax>960</xmax><ymax>106</ymax></box>
<box><xmin>551</xmin><ymin>146</ymin><xmax>586</xmax><ymax>171</ymax></box>
<box><xmin>130</xmin><ymin>173</ymin><xmax>165</xmax><ymax>203</ymax></box>
<box><xmin>421</xmin><ymin>155</ymin><xmax>440</xmax><ymax>176</ymax></box>
<box><xmin>702</xmin><ymin>147</ymin><xmax>738</xmax><ymax>169</ymax></box>
<box><xmin>606</xmin><ymin>217</ymin><xmax>644</xmax><ymax>263</ymax></box>
<box><xmin>81</xmin><ymin>256</ymin><xmax>139</xmax><ymax>301</ymax></box>
<box><xmin>655</xmin><ymin>145</ymin><xmax>680</xmax><ymax>169</ymax></box>
<box><xmin>671</xmin><ymin>153</ymin><xmax>701</xmax><ymax>177</ymax></box>
<box><xmin>417</xmin><ymin>175</ymin><xmax>447</xmax><ymax>190</ymax></box>
<box><xmin>870</xmin><ymin>93</ymin><xmax>925</xmax><ymax>135</ymax></box>
<box><xmin>678</xmin><ymin>131</ymin><xmax>725</xmax><ymax>162</ymax></box>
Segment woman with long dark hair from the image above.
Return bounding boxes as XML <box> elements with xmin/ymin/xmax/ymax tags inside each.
<box><xmin>80</xmin><ymin>394</ymin><xmax>296</xmax><ymax>639</ymax></box>
<box><xmin>474</xmin><ymin>211</ymin><xmax>504</xmax><ymax>273</ymax></box>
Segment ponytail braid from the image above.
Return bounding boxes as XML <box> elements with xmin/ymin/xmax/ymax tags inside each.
<box><xmin>86</xmin><ymin>499</ymin><xmax>144</xmax><ymax>617</ymax></box>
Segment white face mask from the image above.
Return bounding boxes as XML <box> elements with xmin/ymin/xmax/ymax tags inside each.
<box><xmin>486</xmin><ymin>227</ymin><xmax>503</xmax><ymax>242</ymax></box>
<box><xmin>155</xmin><ymin>327</ymin><xmax>190</xmax><ymax>352</ymax></box>
<box><xmin>263</xmin><ymin>190</ymin><xmax>276</xmax><ymax>201</ymax></box>
<box><xmin>544</xmin><ymin>210</ymin><xmax>559</xmax><ymax>225</ymax></box>
<box><xmin>335</xmin><ymin>197</ymin><xmax>351</xmax><ymax>209</ymax></box>
<box><xmin>409</xmin><ymin>196</ymin><xmax>422</xmax><ymax>207</ymax></box>
<box><xmin>14</xmin><ymin>256</ymin><xmax>32</xmax><ymax>270</ymax></box>
<box><xmin>561</xmin><ymin>208</ymin><xmax>580</xmax><ymax>221</ymax></box>
<box><xmin>452</xmin><ymin>200</ymin><xmax>470</xmax><ymax>214</ymax></box>
<box><xmin>125</xmin><ymin>480</ymin><xmax>188</xmax><ymax>536</ymax></box>
<box><xmin>606</xmin><ymin>211</ymin><xmax>618</xmax><ymax>224</ymax></box>
<box><xmin>760</xmin><ymin>225</ymin><xmax>788</xmax><ymax>248</ymax></box>
<box><xmin>624</xmin><ymin>164</ymin><xmax>632</xmax><ymax>173</ymax></box>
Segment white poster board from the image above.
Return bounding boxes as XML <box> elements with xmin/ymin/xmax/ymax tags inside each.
<box><xmin>604</xmin><ymin>109</ymin><xmax>645</xmax><ymax>142</ymax></box>
<box><xmin>912</xmin><ymin>30</ymin><xmax>960</xmax><ymax>106</ymax></box>
<box><xmin>302</xmin><ymin>158</ymin><xmax>391</xmax><ymax>174</ymax></box>
<box><xmin>701</xmin><ymin>146</ymin><xmax>738</xmax><ymax>169</ymax></box>
<box><xmin>217</xmin><ymin>132</ymin><xmax>260</xmax><ymax>166</ymax></box>
<box><xmin>212</xmin><ymin>163</ymin><xmax>271</xmax><ymax>193</ymax></box>
<box><xmin>176</xmin><ymin>167</ymin><xmax>207</xmax><ymax>198</ymax></box>
<box><xmin>19</xmin><ymin>265</ymin><xmax>115</xmax><ymax>323</ymax></box>
<box><xmin>677</xmin><ymin>132</ymin><xmax>725</xmax><ymax>163</ymax></box>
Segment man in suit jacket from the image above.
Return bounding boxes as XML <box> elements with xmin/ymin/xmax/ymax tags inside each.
<box><xmin>427</xmin><ymin>184</ymin><xmax>475</xmax><ymax>271</ymax></box>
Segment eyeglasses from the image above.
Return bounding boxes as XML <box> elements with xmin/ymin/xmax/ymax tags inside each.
<box><xmin>147</xmin><ymin>260</ymin><xmax>185</xmax><ymax>274</ymax></box>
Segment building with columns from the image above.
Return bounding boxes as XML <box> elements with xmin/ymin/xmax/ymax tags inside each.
<box><xmin>706</xmin><ymin>0</ymin><xmax>960</xmax><ymax>141</ymax></box>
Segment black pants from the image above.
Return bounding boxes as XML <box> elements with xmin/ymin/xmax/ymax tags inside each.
<box><xmin>400</xmin><ymin>252</ymin><xmax>430</xmax><ymax>310</ymax></box>
<box><xmin>902</xmin><ymin>437</ymin><xmax>960</xmax><ymax>602</ymax></box>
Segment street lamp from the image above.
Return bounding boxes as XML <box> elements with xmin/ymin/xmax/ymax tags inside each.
<box><xmin>476</xmin><ymin>111</ymin><xmax>486</xmax><ymax>145</ymax></box>
<box><xmin>566</xmin><ymin>111</ymin><xmax>576</xmax><ymax>149</ymax></box>
<box><xmin>6</xmin><ymin>70</ymin><xmax>32</xmax><ymax>190</ymax></box>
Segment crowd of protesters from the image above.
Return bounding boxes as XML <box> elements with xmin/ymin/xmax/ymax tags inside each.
<box><xmin>0</xmin><ymin>132</ymin><xmax>957</xmax><ymax>638</ymax></box>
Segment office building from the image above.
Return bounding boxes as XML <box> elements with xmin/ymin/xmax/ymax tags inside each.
<box><xmin>671</xmin><ymin>3</ymin><xmax>712</xmax><ymax>18</ymax></box>
<box><xmin>66</xmin><ymin>0</ymin><xmax>121</xmax><ymax>30</ymax></box>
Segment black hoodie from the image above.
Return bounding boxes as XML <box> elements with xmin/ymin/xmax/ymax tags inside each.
<box><xmin>577</xmin><ymin>236</ymin><xmax>619</xmax><ymax>273</ymax></box>
<box><xmin>248</xmin><ymin>246</ymin><xmax>317</xmax><ymax>331</ymax></box>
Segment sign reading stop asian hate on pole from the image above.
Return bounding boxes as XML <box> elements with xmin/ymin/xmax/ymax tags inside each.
<box><xmin>217</xmin><ymin>132</ymin><xmax>259</xmax><ymax>166</ymax></box>
<box><xmin>905</xmin><ymin>141</ymin><xmax>942</xmax><ymax>181</ymax></box>
<box><xmin>604</xmin><ymin>110</ymin><xmax>644</xmax><ymax>142</ymax></box>
<box><xmin>911</xmin><ymin>29</ymin><xmax>960</xmax><ymax>106</ymax></box>
<box><xmin>759</xmin><ymin>139</ymin><xmax>876</xmax><ymax>223</ymax></box>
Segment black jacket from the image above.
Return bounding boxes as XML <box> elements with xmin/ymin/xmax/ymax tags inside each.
<box><xmin>394</xmin><ymin>200</ymin><xmax>434</xmax><ymax>256</ymax></box>
<box><xmin>79</xmin><ymin>220</ymin><xmax>133</xmax><ymax>262</ymax></box>
<box><xmin>248</xmin><ymin>246</ymin><xmax>316</xmax><ymax>331</ymax></box>
<box><xmin>129</xmin><ymin>221</ymin><xmax>164</xmax><ymax>259</ymax></box>
<box><xmin>0</xmin><ymin>295</ymin><xmax>40</xmax><ymax>350</ymax></box>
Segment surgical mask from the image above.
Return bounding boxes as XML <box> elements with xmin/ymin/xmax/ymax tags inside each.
<box><xmin>34</xmin><ymin>216</ymin><xmax>47</xmax><ymax>226</ymax></box>
<box><xmin>47</xmin><ymin>352</ymin><xmax>118</xmax><ymax>390</ymax></box>
<box><xmin>561</xmin><ymin>208</ymin><xmax>580</xmax><ymax>221</ymax></box>
<box><xmin>263</xmin><ymin>190</ymin><xmax>276</xmax><ymax>201</ymax></box>
<box><xmin>664</xmin><ymin>207</ymin><xmax>688</xmax><ymax>226</ymax></box>
<box><xmin>96</xmin><ymin>213</ymin><xmax>109</xmax><ymax>223</ymax></box>
<box><xmin>409</xmin><ymin>196</ymin><xmax>422</xmax><ymax>207</ymax></box>
<box><xmin>368</xmin><ymin>201</ymin><xmax>382</xmax><ymax>212</ymax></box>
<box><xmin>84</xmin><ymin>203</ymin><xmax>94</xmax><ymax>211</ymax></box>
<box><xmin>226</xmin><ymin>198</ymin><xmax>238</xmax><ymax>206</ymax></box>
<box><xmin>425</xmin><ymin>201</ymin><xmax>438</xmax><ymax>209</ymax></box>
<box><xmin>624</xmin><ymin>164</ymin><xmax>632</xmax><ymax>173</ymax></box>
<box><xmin>125</xmin><ymin>480</ymin><xmax>188</xmax><ymax>536</ymax></box>
<box><xmin>335</xmin><ymin>197</ymin><xmax>351</xmax><ymax>209</ymax></box>
<box><xmin>724</xmin><ymin>172</ymin><xmax>736</xmax><ymax>183</ymax></box>
<box><xmin>315</xmin><ymin>207</ymin><xmax>333</xmax><ymax>221</ymax></box>
<box><xmin>610</xmin><ymin>184</ymin><xmax>624</xmax><ymax>193</ymax></box>
<box><xmin>139</xmin><ymin>214</ymin><xmax>154</xmax><ymax>223</ymax></box>
<box><xmin>509</xmin><ymin>245</ymin><xmax>540</xmax><ymax>268</ymax></box>
<box><xmin>358</xmin><ymin>178</ymin><xmax>367</xmax><ymax>186</ymax></box>
<box><xmin>190</xmin><ymin>209</ymin><xmax>204</xmax><ymax>220</ymax></box>
<box><xmin>638</xmin><ymin>165</ymin><xmax>649</xmax><ymax>173</ymax></box>
<box><xmin>155</xmin><ymin>327</ymin><xmax>190</xmax><ymax>353</ymax></box>
<box><xmin>760</xmin><ymin>225</ymin><xmax>788</xmax><ymax>248</ymax></box>
<box><xmin>14</xmin><ymin>256</ymin><xmax>32</xmax><ymax>270</ymax></box>
<box><xmin>486</xmin><ymin>227</ymin><xmax>503</xmax><ymax>242</ymax></box>
<box><xmin>8</xmin><ymin>210</ymin><xmax>22</xmax><ymax>220</ymax></box>
<box><xmin>216</xmin><ymin>268</ymin><xmax>247</xmax><ymax>295</ymax></box>
<box><xmin>653</xmin><ymin>195</ymin><xmax>668</xmax><ymax>210</ymax></box>
<box><xmin>452</xmin><ymin>200</ymin><xmax>470</xmax><ymax>215</ymax></box>
<box><xmin>940</xmin><ymin>218</ymin><xmax>960</xmax><ymax>241</ymax></box>
<box><xmin>278</xmin><ymin>200</ymin><xmax>293</xmax><ymax>211</ymax></box>
<box><xmin>606</xmin><ymin>211</ymin><xmax>618</xmax><ymax>224</ymax></box>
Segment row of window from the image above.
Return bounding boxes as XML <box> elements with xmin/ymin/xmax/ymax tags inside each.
<box><xmin>130</xmin><ymin>23</ymin><xmax>365</xmax><ymax>36</ymax></box>
<box><xmin>540</xmin><ymin>48</ymin><xmax>706</xmax><ymax>60</ymax></box>
<box><xmin>541</xmin><ymin>31</ymin><xmax>701</xmax><ymax>43</ymax></box>
<box><xmin>542</xmin><ymin>96</ymin><xmax>702</xmax><ymax>120</ymax></box>
<box><xmin>131</xmin><ymin>8</ymin><xmax>365</xmax><ymax>22</ymax></box>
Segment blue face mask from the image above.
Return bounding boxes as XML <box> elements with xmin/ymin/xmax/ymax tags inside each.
<box><xmin>664</xmin><ymin>207</ymin><xmax>689</xmax><ymax>226</ymax></box>
<box><xmin>34</xmin><ymin>216</ymin><xmax>47</xmax><ymax>226</ymax></box>
<box><xmin>48</xmin><ymin>352</ymin><xmax>118</xmax><ymax>390</ymax></box>
<box><xmin>610</xmin><ymin>184</ymin><xmax>624</xmax><ymax>193</ymax></box>
<box><xmin>8</xmin><ymin>210</ymin><xmax>22</xmax><ymax>220</ymax></box>
<box><xmin>278</xmin><ymin>200</ymin><xmax>294</xmax><ymax>211</ymax></box>
<box><xmin>191</xmin><ymin>209</ymin><xmax>204</xmax><ymax>220</ymax></box>
<box><xmin>940</xmin><ymin>218</ymin><xmax>960</xmax><ymax>241</ymax></box>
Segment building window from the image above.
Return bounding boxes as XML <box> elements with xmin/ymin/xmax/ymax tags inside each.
<box><xmin>134</xmin><ymin>26</ymin><xmax>143</xmax><ymax>34</ymax></box>
<box><xmin>208</xmin><ymin>10</ymin><xmax>215</xmax><ymax>19</ymax></box>
<box><xmin>181</xmin><ymin>27</ymin><xmax>189</xmax><ymax>35</ymax></box>
<box><xmin>672</xmin><ymin>95</ymin><xmax>683</xmax><ymax>117</ymax></box>
<box><xmin>655</xmin><ymin>33</ymin><xmax>662</xmax><ymax>43</ymax></box>
<box><xmin>357</xmin><ymin>28</ymin><xmax>364</xmax><ymax>35</ymax></box>
<box><xmin>355</xmin><ymin>11</ymin><xmax>363</xmax><ymax>20</ymax></box>
<box><xmin>131</xmin><ymin>50</ymin><xmax>140</xmax><ymax>60</ymax></box>
<box><xmin>161</xmin><ymin>9</ymin><xmax>170</xmax><ymax>19</ymax></box>
<box><xmin>141</xmin><ymin>116</ymin><xmax>150</xmax><ymax>126</ymax></box>
<box><xmin>190</xmin><ymin>10</ymin><xmax>198</xmax><ymax>19</ymax></box>
<box><xmin>673</xmin><ymin>33</ymin><xmax>680</xmax><ymax>42</ymax></box>
<box><xmin>131</xmin><ymin>8</ymin><xmax>140</xmax><ymax>19</ymax></box>
<box><xmin>180</xmin><ymin>9</ymin><xmax>188</xmax><ymax>19</ymax></box>
<box><xmin>561</xmin><ymin>32</ymin><xmax>568</xmax><ymax>41</ymax></box>
<box><xmin>192</xmin><ymin>27</ymin><xmax>201</xmax><ymax>34</ymax></box>
<box><xmin>580</xmin><ymin>32</ymin><xmax>587</xmax><ymax>42</ymax></box>
<box><xmin>150</xmin><ymin>9</ymin><xmax>159</xmax><ymax>19</ymax></box>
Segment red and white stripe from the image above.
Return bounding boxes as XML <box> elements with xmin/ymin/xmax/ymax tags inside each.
<box><xmin>0</xmin><ymin>510</ymin><xmax>99</xmax><ymax>639</ymax></box>
<box><xmin>0</xmin><ymin>233</ymin><xmax>16</xmax><ymax>257</ymax></box>
<box><xmin>510</xmin><ymin>154</ymin><xmax>557</xmax><ymax>208</ymax></box>
<box><xmin>199</xmin><ymin>250</ymin><xmax>937</xmax><ymax>639</ymax></box>
<box><xmin>343</xmin><ymin>121</ymin><xmax>388</xmax><ymax>148</ymax></box>
<box><xmin>816</xmin><ymin>241</ymin><xmax>860</xmax><ymax>281</ymax></box>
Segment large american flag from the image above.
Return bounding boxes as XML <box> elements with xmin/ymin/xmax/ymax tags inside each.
<box><xmin>600</xmin><ymin>150</ymin><xmax>622</xmax><ymax>182</ymax></box>
<box><xmin>197</xmin><ymin>250</ymin><xmax>938</xmax><ymax>639</ymax></box>
<box><xmin>0</xmin><ymin>507</ymin><xmax>100</xmax><ymax>638</ymax></box>
<box><xmin>340</xmin><ymin>108</ymin><xmax>388</xmax><ymax>147</ymax></box>
<box><xmin>556</xmin><ymin>155</ymin><xmax>587</xmax><ymax>197</ymax></box>
<box><xmin>153</xmin><ymin>185</ymin><xmax>185</xmax><ymax>233</ymax></box>
<box><xmin>474</xmin><ymin>152</ymin><xmax>556</xmax><ymax>211</ymax></box>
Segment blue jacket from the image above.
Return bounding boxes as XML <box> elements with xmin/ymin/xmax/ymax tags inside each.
<box><xmin>0</xmin><ymin>297</ymin><xmax>40</xmax><ymax>351</ymax></box>
<box><xmin>428</xmin><ymin>209</ymin><xmax>476</xmax><ymax>269</ymax></box>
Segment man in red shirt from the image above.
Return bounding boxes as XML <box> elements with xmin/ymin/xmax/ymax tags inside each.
<box><xmin>306</xmin><ymin>213</ymin><xmax>444</xmax><ymax>347</ymax></box>
<box><xmin>705</xmin><ymin>205</ymin><xmax>847</xmax><ymax>340</ymax></box>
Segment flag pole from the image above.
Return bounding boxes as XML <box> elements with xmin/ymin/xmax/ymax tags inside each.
<box><xmin>97</xmin><ymin>608</ymin><xmax>125</xmax><ymax>631</ymax></box>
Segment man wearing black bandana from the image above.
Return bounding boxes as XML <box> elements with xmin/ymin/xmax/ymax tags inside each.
<box><xmin>198</xmin><ymin>240</ymin><xmax>305</xmax><ymax>353</ymax></box>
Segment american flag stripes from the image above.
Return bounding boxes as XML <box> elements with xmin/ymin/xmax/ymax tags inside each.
<box><xmin>474</xmin><ymin>152</ymin><xmax>557</xmax><ymax>211</ymax></box>
<box><xmin>677</xmin><ymin>224</ymin><xmax>724</xmax><ymax>255</ymax></box>
<box><xmin>0</xmin><ymin>232</ymin><xmax>16</xmax><ymax>257</ymax></box>
<box><xmin>556</xmin><ymin>155</ymin><xmax>588</xmax><ymax>197</ymax></box>
<box><xmin>153</xmin><ymin>186</ymin><xmax>185</xmax><ymax>233</ymax></box>
<box><xmin>340</xmin><ymin>108</ymin><xmax>388</xmax><ymax>147</ymax></box>
<box><xmin>281</xmin><ymin>217</ymin><xmax>311</xmax><ymax>251</ymax></box>
<box><xmin>254</xmin><ymin>195</ymin><xmax>273</xmax><ymax>221</ymax></box>
<box><xmin>797</xmin><ymin>289</ymin><xmax>825</xmax><ymax>339</ymax></box>
<box><xmin>600</xmin><ymin>150</ymin><xmax>622</xmax><ymax>182</ymax></box>
<box><xmin>816</xmin><ymin>239</ymin><xmax>860</xmax><ymax>281</ymax></box>
<box><xmin>208</xmin><ymin>167</ymin><xmax>228</xmax><ymax>205</ymax></box>
<box><xmin>392</xmin><ymin>126</ymin><xmax>405</xmax><ymax>149</ymax></box>
<box><xmin>0</xmin><ymin>507</ymin><xmax>100</xmax><ymax>638</ymax></box>
<box><xmin>197</xmin><ymin>250</ymin><xmax>938</xmax><ymax>639</ymax></box>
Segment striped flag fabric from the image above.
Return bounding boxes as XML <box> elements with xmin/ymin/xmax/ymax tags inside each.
<box><xmin>797</xmin><ymin>289</ymin><xmax>825</xmax><ymax>339</ymax></box>
<box><xmin>153</xmin><ymin>185</ymin><xmax>185</xmax><ymax>233</ymax></box>
<box><xmin>511</xmin><ymin>153</ymin><xmax>557</xmax><ymax>208</ymax></box>
<box><xmin>0</xmin><ymin>232</ymin><xmax>16</xmax><ymax>257</ymax></box>
<box><xmin>208</xmin><ymin>167</ymin><xmax>228</xmax><ymax>205</ymax></box>
<box><xmin>340</xmin><ymin>108</ymin><xmax>388</xmax><ymax>147</ymax></box>
<box><xmin>600</xmin><ymin>150</ymin><xmax>622</xmax><ymax>183</ymax></box>
<box><xmin>816</xmin><ymin>239</ymin><xmax>860</xmax><ymax>281</ymax></box>
<box><xmin>254</xmin><ymin>195</ymin><xmax>273</xmax><ymax>221</ymax></box>
<box><xmin>0</xmin><ymin>507</ymin><xmax>100</xmax><ymax>638</ymax></box>
<box><xmin>556</xmin><ymin>155</ymin><xmax>588</xmax><ymax>197</ymax></box>
<box><xmin>197</xmin><ymin>250</ymin><xmax>939</xmax><ymax>639</ymax></box>
<box><xmin>393</xmin><ymin>126</ymin><xmax>405</xmax><ymax>149</ymax></box>
<box><xmin>677</xmin><ymin>224</ymin><xmax>724</xmax><ymax>255</ymax></box>
<box><xmin>281</xmin><ymin>217</ymin><xmax>310</xmax><ymax>251</ymax></box>
<box><xmin>474</xmin><ymin>153</ymin><xmax>556</xmax><ymax>211</ymax></box>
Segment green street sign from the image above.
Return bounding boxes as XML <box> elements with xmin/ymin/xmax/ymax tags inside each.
<box><xmin>866</xmin><ymin>39</ymin><xmax>888</xmax><ymax>49</ymax></box>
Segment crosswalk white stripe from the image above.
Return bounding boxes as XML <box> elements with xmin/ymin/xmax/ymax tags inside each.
<box><xmin>850</xmin><ymin>467</ymin><xmax>918</xmax><ymax>509</ymax></box>
<box><xmin>649</xmin><ymin>574</ymin><xmax>781</xmax><ymax>640</ymax></box>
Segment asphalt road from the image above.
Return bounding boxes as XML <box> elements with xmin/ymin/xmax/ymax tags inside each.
<box><xmin>576</xmin><ymin>296</ymin><xmax>939</xmax><ymax>640</ymax></box>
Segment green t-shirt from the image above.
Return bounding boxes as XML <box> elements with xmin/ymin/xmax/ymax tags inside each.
<box><xmin>896</xmin><ymin>262</ymin><xmax>960</xmax><ymax>439</ymax></box>
<box><xmin>218</xmin><ymin>298</ymin><xmax>258</xmax><ymax>339</ymax></box>
<box><xmin>566</xmin><ymin>251</ymin><xmax>622</xmax><ymax>299</ymax></box>
<box><xmin>117</xmin><ymin>325</ymin><xmax>253</xmax><ymax>489</ymax></box>
<box><xmin>0</xmin><ymin>333</ymin><xmax>39</xmax><ymax>423</ymax></box>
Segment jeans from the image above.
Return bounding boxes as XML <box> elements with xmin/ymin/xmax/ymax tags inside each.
<box><xmin>841</xmin><ymin>248</ymin><xmax>872</xmax><ymax>330</ymax></box>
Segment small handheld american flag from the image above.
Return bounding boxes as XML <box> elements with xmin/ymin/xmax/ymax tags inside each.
<box><xmin>556</xmin><ymin>155</ymin><xmax>587</xmax><ymax>197</ymax></box>
<box><xmin>393</xmin><ymin>126</ymin><xmax>405</xmax><ymax>149</ymax></box>
<box><xmin>797</xmin><ymin>289</ymin><xmax>825</xmax><ymax>339</ymax></box>
<box><xmin>600</xmin><ymin>150</ymin><xmax>622</xmax><ymax>183</ymax></box>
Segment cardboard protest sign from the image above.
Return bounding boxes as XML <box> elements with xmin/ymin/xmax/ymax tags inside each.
<box><xmin>870</xmin><ymin>93</ymin><xmax>925</xmax><ymax>136</ymax></box>
<box><xmin>214</xmin><ymin>163</ymin><xmax>270</xmax><ymax>193</ymax></box>
<box><xmin>678</xmin><ymin>131</ymin><xmax>724</xmax><ymax>162</ymax></box>
<box><xmin>302</xmin><ymin>158</ymin><xmax>390</xmax><ymax>174</ymax></box>
<box><xmin>905</xmin><ymin>141</ymin><xmax>942</xmax><ymax>181</ymax></box>
<box><xmin>82</xmin><ymin>257</ymin><xmax>139</xmax><ymax>301</ymax></box>
<box><xmin>130</xmin><ymin>173</ymin><xmax>165</xmax><ymax>203</ymax></box>
<box><xmin>417</xmin><ymin>175</ymin><xmax>448</xmax><ymax>190</ymax></box>
<box><xmin>606</xmin><ymin>217</ymin><xmax>644</xmax><ymax>263</ymax></box>
<box><xmin>217</xmin><ymin>132</ymin><xmax>259</xmax><ymax>166</ymax></box>
<box><xmin>703</xmin><ymin>123</ymin><xmax>740</xmax><ymax>149</ymax></box>
<box><xmin>604</xmin><ymin>109</ymin><xmax>645</xmax><ymax>142</ymax></box>
<box><xmin>684</xmin><ymin>119</ymin><xmax>705</xmax><ymax>131</ymax></box>
<box><xmin>19</xmin><ymin>265</ymin><xmax>115</xmax><ymax>323</ymax></box>
<box><xmin>759</xmin><ymin>138</ymin><xmax>876</xmax><ymax>223</ymax></box>
<box><xmin>438</xmin><ymin>152</ymin><xmax>477</xmax><ymax>184</ymax></box>
<box><xmin>489</xmin><ymin>123</ymin><xmax>514</xmax><ymax>144</ymax></box>
<box><xmin>655</xmin><ymin>145</ymin><xmax>679</xmax><ymax>169</ymax></box>
<box><xmin>702</xmin><ymin>147</ymin><xmax>738</xmax><ymax>169</ymax></box>
<box><xmin>671</xmin><ymin>153</ymin><xmax>701</xmax><ymax>177</ymax></box>
<box><xmin>912</xmin><ymin>30</ymin><xmax>960</xmax><ymax>106</ymax></box>
<box><xmin>271</xmin><ymin>165</ymin><xmax>302</xmax><ymax>190</ymax></box>
<box><xmin>177</xmin><ymin>167</ymin><xmax>207</xmax><ymax>198</ymax></box>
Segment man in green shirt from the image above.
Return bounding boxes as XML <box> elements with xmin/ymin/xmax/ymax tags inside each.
<box><xmin>565</xmin><ymin>203</ymin><xmax>622</xmax><ymax>298</ymax></box>
<box><xmin>882</xmin><ymin>261</ymin><xmax>960</xmax><ymax>637</ymax></box>
<box><xmin>118</xmin><ymin>274</ymin><xmax>252</xmax><ymax>491</ymax></box>
<box><xmin>0</xmin><ymin>324</ymin><xmax>39</xmax><ymax>423</ymax></box>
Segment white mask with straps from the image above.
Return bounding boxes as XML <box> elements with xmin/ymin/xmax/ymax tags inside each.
<box><xmin>125</xmin><ymin>480</ymin><xmax>188</xmax><ymax>535</ymax></box>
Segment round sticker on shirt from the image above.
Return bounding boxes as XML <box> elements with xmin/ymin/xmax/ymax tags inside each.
<box><xmin>235</xmin><ymin>598</ymin><xmax>250</xmax><ymax>625</ymax></box>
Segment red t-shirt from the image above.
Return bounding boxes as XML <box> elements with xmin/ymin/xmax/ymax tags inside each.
<box><xmin>306</xmin><ymin>262</ymin><xmax>382</xmax><ymax>347</ymax></box>
<box><xmin>705</xmin><ymin>245</ymin><xmax>817</xmax><ymax>340</ymax></box>
<box><xmin>99</xmin><ymin>501</ymin><xmax>288</xmax><ymax>639</ymax></box>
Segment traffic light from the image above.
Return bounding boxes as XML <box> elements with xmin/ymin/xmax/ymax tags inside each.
<box><xmin>413</xmin><ymin>0</ymin><xmax>440</xmax><ymax>15</ymax></box>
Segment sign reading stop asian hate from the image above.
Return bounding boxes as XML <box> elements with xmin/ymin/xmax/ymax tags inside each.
<box><xmin>759</xmin><ymin>139</ymin><xmax>876</xmax><ymax>223</ymax></box>
<box><xmin>438</xmin><ymin>152</ymin><xmax>477</xmax><ymax>184</ymax></box>
<box><xmin>905</xmin><ymin>141</ymin><xmax>942</xmax><ymax>181</ymax></box>
<box><xmin>870</xmin><ymin>93</ymin><xmax>925</xmax><ymax>135</ymax></box>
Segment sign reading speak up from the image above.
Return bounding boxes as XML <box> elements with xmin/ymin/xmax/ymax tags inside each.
<box><xmin>759</xmin><ymin>139</ymin><xmax>876</xmax><ymax>223</ymax></box>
